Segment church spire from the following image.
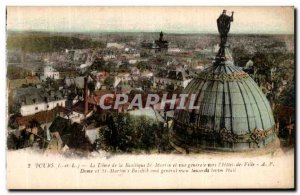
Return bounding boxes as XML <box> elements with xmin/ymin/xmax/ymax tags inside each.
<box><xmin>159</xmin><ymin>31</ymin><xmax>164</xmax><ymax>41</ymax></box>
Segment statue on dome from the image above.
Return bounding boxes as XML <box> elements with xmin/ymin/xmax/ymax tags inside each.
<box><xmin>217</xmin><ymin>10</ymin><xmax>234</xmax><ymax>46</ymax></box>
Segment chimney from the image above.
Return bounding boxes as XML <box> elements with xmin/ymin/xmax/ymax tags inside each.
<box><xmin>84</xmin><ymin>77</ymin><xmax>89</xmax><ymax>116</ymax></box>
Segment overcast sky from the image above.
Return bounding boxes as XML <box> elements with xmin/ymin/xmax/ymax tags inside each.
<box><xmin>6</xmin><ymin>6</ymin><xmax>294</xmax><ymax>34</ymax></box>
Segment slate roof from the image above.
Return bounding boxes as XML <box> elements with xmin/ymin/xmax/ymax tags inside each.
<box><xmin>65</xmin><ymin>76</ymin><xmax>85</xmax><ymax>89</ymax></box>
<box><xmin>13</xmin><ymin>87</ymin><xmax>65</xmax><ymax>105</ymax></box>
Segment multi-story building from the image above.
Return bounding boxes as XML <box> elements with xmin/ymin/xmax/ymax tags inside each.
<box><xmin>42</xmin><ymin>66</ymin><xmax>60</xmax><ymax>80</ymax></box>
<box><xmin>153</xmin><ymin>69</ymin><xmax>192</xmax><ymax>89</ymax></box>
<box><xmin>15</xmin><ymin>87</ymin><xmax>66</xmax><ymax>116</ymax></box>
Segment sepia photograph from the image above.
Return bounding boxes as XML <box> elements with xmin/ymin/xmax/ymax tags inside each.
<box><xmin>5</xmin><ymin>6</ymin><xmax>295</xmax><ymax>189</ymax></box>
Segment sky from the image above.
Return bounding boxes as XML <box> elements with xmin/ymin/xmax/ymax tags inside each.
<box><xmin>6</xmin><ymin>6</ymin><xmax>294</xmax><ymax>34</ymax></box>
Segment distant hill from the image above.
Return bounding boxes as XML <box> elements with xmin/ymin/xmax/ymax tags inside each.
<box><xmin>6</xmin><ymin>31</ymin><xmax>105</xmax><ymax>53</ymax></box>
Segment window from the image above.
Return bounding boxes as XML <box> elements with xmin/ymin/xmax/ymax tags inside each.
<box><xmin>35</xmin><ymin>107</ymin><xmax>38</xmax><ymax>110</ymax></box>
<box><xmin>47</xmin><ymin>105</ymin><xmax>49</xmax><ymax>108</ymax></box>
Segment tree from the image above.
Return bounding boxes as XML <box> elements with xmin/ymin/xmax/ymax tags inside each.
<box><xmin>279</xmin><ymin>81</ymin><xmax>295</xmax><ymax>107</ymax></box>
<box><xmin>252</xmin><ymin>52</ymin><xmax>294</xmax><ymax>106</ymax></box>
<box><xmin>136</xmin><ymin>61</ymin><xmax>148</xmax><ymax>71</ymax></box>
<box><xmin>90</xmin><ymin>58</ymin><xmax>105</xmax><ymax>71</ymax></box>
<box><xmin>7</xmin><ymin>34</ymin><xmax>105</xmax><ymax>53</ymax></box>
<box><xmin>232</xmin><ymin>46</ymin><xmax>252</xmax><ymax>67</ymax></box>
<box><xmin>166</xmin><ymin>83</ymin><xmax>175</xmax><ymax>92</ymax></box>
<box><xmin>104</xmin><ymin>77</ymin><xmax>114</xmax><ymax>87</ymax></box>
<box><xmin>87</xmin><ymin>82</ymin><xmax>95</xmax><ymax>93</ymax></box>
<box><xmin>104</xmin><ymin>62</ymin><xmax>117</xmax><ymax>73</ymax></box>
<box><xmin>7</xmin><ymin>133</ymin><xmax>18</xmax><ymax>150</ymax></box>
<box><xmin>100</xmin><ymin>113</ymin><xmax>159</xmax><ymax>153</ymax></box>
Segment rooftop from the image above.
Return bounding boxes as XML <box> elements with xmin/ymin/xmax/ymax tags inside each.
<box><xmin>155</xmin><ymin>69</ymin><xmax>192</xmax><ymax>81</ymax></box>
<box><xmin>15</xmin><ymin>110</ymin><xmax>56</xmax><ymax>127</ymax></box>
<box><xmin>14</xmin><ymin>87</ymin><xmax>65</xmax><ymax>105</ymax></box>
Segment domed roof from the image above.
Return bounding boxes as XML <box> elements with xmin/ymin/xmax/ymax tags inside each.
<box><xmin>172</xmin><ymin>53</ymin><xmax>277</xmax><ymax>150</ymax></box>
<box><xmin>172</xmin><ymin>12</ymin><xmax>277</xmax><ymax>151</ymax></box>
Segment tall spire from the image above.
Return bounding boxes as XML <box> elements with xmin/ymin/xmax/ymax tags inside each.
<box><xmin>159</xmin><ymin>31</ymin><xmax>164</xmax><ymax>41</ymax></box>
<box><xmin>214</xmin><ymin>10</ymin><xmax>234</xmax><ymax>65</ymax></box>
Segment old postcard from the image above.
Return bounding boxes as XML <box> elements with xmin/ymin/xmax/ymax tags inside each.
<box><xmin>6</xmin><ymin>6</ymin><xmax>295</xmax><ymax>189</ymax></box>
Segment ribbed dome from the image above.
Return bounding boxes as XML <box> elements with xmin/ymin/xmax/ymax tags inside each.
<box><xmin>172</xmin><ymin>12</ymin><xmax>278</xmax><ymax>151</ymax></box>
<box><xmin>172</xmin><ymin>48</ymin><xmax>277</xmax><ymax>150</ymax></box>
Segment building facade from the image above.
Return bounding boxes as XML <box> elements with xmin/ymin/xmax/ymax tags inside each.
<box><xmin>20</xmin><ymin>99</ymin><xmax>66</xmax><ymax>116</ymax></box>
<box><xmin>153</xmin><ymin>69</ymin><xmax>192</xmax><ymax>89</ymax></box>
<box><xmin>43</xmin><ymin>66</ymin><xmax>60</xmax><ymax>80</ymax></box>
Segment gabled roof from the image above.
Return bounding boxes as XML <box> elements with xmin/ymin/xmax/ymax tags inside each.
<box><xmin>14</xmin><ymin>87</ymin><xmax>65</xmax><ymax>105</ymax></box>
<box><xmin>72</xmin><ymin>101</ymin><xmax>94</xmax><ymax>114</ymax></box>
<box><xmin>8</xmin><ymin>76</ymin><xmax>41</xmax><ymax>89</ymax></box>
<box><xmin>15</xmin><ymin>110</ymin><xmax>56</xmax><ymax>127</ymax></box>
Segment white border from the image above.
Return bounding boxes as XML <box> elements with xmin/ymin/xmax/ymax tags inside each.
<box><xmin>0</xmin><ymin>0</ymin><xmax>298</xmax><ymax>194</ymax></box>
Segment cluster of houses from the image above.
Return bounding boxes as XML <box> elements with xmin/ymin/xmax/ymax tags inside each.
<box><xmin>7</xmin><ymin>32</ymin><xmax>294</xmax><ymax>153</ymax></box>
<box><xmin>7</xmin><ymin>33</ymin><xmax>197</xmax><ymax>154</ymax></box>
